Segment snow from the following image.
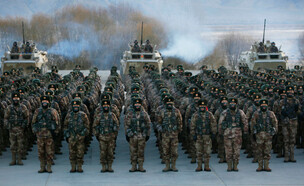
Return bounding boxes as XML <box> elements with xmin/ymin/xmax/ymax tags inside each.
<box><xmin>0</xmin><ymin>70</ymin><xmax>304</xmax><ymax>185</ymax></box>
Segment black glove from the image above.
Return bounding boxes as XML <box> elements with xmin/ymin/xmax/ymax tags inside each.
<box><xmin>65</xmin><ymin>137</ymin><xmax>69</xmax><ymax>143</ymax></box>
<box><xmin>145</xmin><ymin>136</ymin><xmax>150</xmax><ymax>142</ymax></box>
<box><xmin>193</xmin><ymin>135</ymin><xmax>197</xmax><ymax>142</ymax></box>
<box><xmin>211</xmin><ymin>134</ymin><xmax>216</xmax><ymax>140</ymax></box>
<box><xmin>126</xmin><ymin>135</ymin><xmax>130</xmax><ymax>142</ymax></box>
<box><xmin>253</xmin><ymin>134</ymin><xmax>256</xmax><ymax>141</ymax></box>
<box><xmin>281</xmin><ymin>110</ymin><xmax>288</xmax><ymax>117</ymax></box>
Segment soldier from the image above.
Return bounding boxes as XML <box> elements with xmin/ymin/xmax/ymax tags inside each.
<box><xmin>32</xmin><ymin>95</ymin><xmax>60</xmax><ymax>173</ymax></box>
<box><xmin>131</xmin><ymin>40</ymin><xmax>141</xmax><ymax>53</ymax></box>
<box><xmin>11</xmin><ymin>41</ymin><xmax>20</xmax><ymax>53</ymax></box>
<box><xmin>214</xmin><ymin>96</ymin><xmax>228</xmax><ymax>163</ymax></box>
<box><xmin>64</xmin><ymin>99</ymin><xmax>90</xmax><ymax>173</ymax></box>
<box><xmin>125</xmin><ymin>98</ymin><xmax>151</xmax><ymax>172</ymax></box>
<box><xmin>251</xmin><ymin>99</ymin><xmax>278</xmax><ymax>172</ymax></box>
<box><xmin>93</xmin><ymin>99</ymin><xmax>119</xmax><ymax>173</ymax></box>
<box><xmin>190</xmin><ymin>99</ymin><xmax>216</xmax><ymax>172</ymax></box>
<box><xmin>269</xmin><ymin>42</ymin><xmax>279</xmax><ymax>53</ymax></box>
<box><xmin>219</xmin><ymin>98</ymin><xmax>248</xmax><ymax>172</ymax></box>
<box><xmin>144</xmin><ymin>39</ymin><xmax>153</xmax><ymax>53</ymax></box>
<box><xmin>4</xmin><ymin>92</ymin><xmax>29</xmax><ymax>165</ymax></box>
<box><xmin>257</xmin><ymin>42</ymin><xmax>266</xmax><ymax>53</ymax></box>
<box><xmin>24</xmin><ymin>41</ymin><xmax>32</xmax><ymax>53</ymax></box>
<box><xmin>279</xmin><ymin>86</ymin><xmax>301</xmax><ymax>162</ymax></box>
<box><xmin>157</xmin><ymin>96</ymin><xmax>182</xmax><ymax>172</ymax></box>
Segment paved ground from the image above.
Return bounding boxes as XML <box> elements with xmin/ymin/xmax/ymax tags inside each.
<box><xmin>1</xmin><ymin>70</ymin><xmax>304</xmax><ymax>186</ymax></box>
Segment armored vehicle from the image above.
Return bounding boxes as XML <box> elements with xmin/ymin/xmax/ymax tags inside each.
<box><xmin>1</xmin><ymin>40</ymin><xmax>48</xmax><ymax>75</ymax></box>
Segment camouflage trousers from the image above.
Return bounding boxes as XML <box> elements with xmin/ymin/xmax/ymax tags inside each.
<box><xmin>37</xmin><ymin>137</ymin><xmax>54</xmax><ymax>164</ymax></box>
<box><xmin>9</xmin><ymin>127</ymin><xmax>24</xmax><ymax>154</ymax></box>
<box><xmin>195</xmin><ymin>135</ymin><xmax>212</xmax><ymax>161</ymax></box>
<box><xmin>256</xmin><ymin>132</ymin><xmax>273</xmax><ymax>161</ymax></box>
<box><xmin>282</xmin><ymin>119</ymin><xmax>298</xmax><ymax>155</ymax></box>
<box><xmin>98</xmin><ymin>134</ymin><xmax>116</xmax><ymax>164</ymax></box>
<box><xmin>187</xmin><ymin>131</ymin><xmax>196</xmax><ymax>158</ymax></box>
<box><xmin>129</xmin><ymin>136</ymin><xmax>146</xmax><ymax>163</ymax></box>
<box><xmin>250</xmin><ymin>134</ymin><xmax>258</xmax><ymax>159</ymax></box>
<box><xmin>224</xmin><ymin>133</ymin><xmax>242</xmax><ymax>161</ymax></box>
<box><xmin>162</xmin><ymin>133</ymin><xmax>179</xmax><ymax>161</ymax></box>
<box><xmin>276</xmin><ymin>124</ymin><xmax>284</xmax><ymax>154</ymax></box>
<box><xmin>217</xmin><ymin>135</ymin><xmax>225</xmax><ymax>160</ymax></box>
<box><xmin>68</xmin><ymin>135</ymin><xmax>85</xmax><ymax>163</ymax></box>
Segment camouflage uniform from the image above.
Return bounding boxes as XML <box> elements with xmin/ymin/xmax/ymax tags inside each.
<box><xmin>125</xmin><ymin>99</ymin><xmax>151</xmax><ymax>172</ymax></box>
<box><xmin>251</xmin><ymin>100</ymin><xmax>278</xmax><ymax>172</ymax></box>
<box><xmin>219</xmin><ymin>99</ymin><xmax>248</xmax><ymax>172</ymax></box>
<box><xmin>32</xmin><ymin>96</ymin><xmax>60</xmax><ymax>173</ymax></box>
<box><xmin>93</xmin><ymin>101</ymin><xmax>119</xmax><ymax>172</ymax></box>
<box><xmin>4</xmin><ymin>94</ymin><xmax>29</xmax><ymax>165</ymax></box>
<box><xmin>157</xmin><ymin>98</ymin><xmax>182</xmax><ymax>172</ymax></box>
<box><xmin>190</xmin><ymin>101</ymin><xmax>216</xmax><ymax>171</ymax></box>
<box><xmin>64</xmin><ymin>100</ymin><xmax>90</xmax><ymax>173</ymax></box>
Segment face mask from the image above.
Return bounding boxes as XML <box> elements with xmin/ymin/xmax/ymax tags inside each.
<box><xmin>287</xmin><ymin>93</ymin><xmax>294</xmax><ymax>98</ymax></box>
<box><xmin>13</xmin><ymin>99</ymin><xmax>20</xmax><ymax>106</ymax></box>
<box><xmin>199</xmin><ymin>106</ymin><xmax>206</xmax><ymax>112</ymax></box>
<box><xmin>298</xmin><ymin>90</ymin><xmax>303</xmax><ymax>95</ymax></box>
<box><xmin>166</xmin><ymin>104</ymin><xmax>173</xmax><ymax>110</ymax></box>
<box><xmin>261</xmin><ymin>105</ymin><xmax>268</xmax><ymax>112</ymax></box>
<box><xmin>229</xmin><ymin>103</ymin><xmax>236</xmax><ymax>110</ymax></box>
<box><xmin>73</xmin><ymin>106</ymin><xmax>80</xmax><ymax>112</ymax></box>
<box><xmin>268</xmin><ymin>92</ymin><xmax>274</xmax><ymax>97</ymax></box>
<box><xmin>103</xmin><ymin>106</ymin><xmax>109</xmax><ymax>112</ymax></box>
<box><xmin>134</xmin><ymin>104</ymin><xmax>141</xmax><ymax>111</ymax></box>
<box><xmin>42</xmin><ymin>102</ymin><xmax>49</xmax><ymax>109</ymax></box>
<box><xmin>221</xmin><ymin>102</ymin><xmax>227</xmax><ymax>109</ymax></box>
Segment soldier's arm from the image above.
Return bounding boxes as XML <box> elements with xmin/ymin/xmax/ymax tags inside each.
<box><xmin>209</xmin><ymin>112</ymin><xmax>217</xmax><ymax>135</ymax></box>
<box><xmin>271</xmin><ymin>111</ymin><xmax>278</xmax><ymax>132</ymax></box>
<box><xmin>218</xmin><ymin>112</ymin><xmax>226</xmax><ymax>135</ymax></box>
<box><xmin>92</xmin><ymin>113</ymin><xmax>100</xmax><ymax>136</ymax></box>
<box><xmin>31</xmin><ymin>109</ymin><xmax>39</xmax><ymax>132</ymax></box>
<box><xmin>22</xmin><ymin>104</ymin><xmax>30</xmax><ymax>126</ymax></box>
<box><xmin>190</xmin><ymin>113</ymin><xmax>197</xmax><ymax>136</ymax></box>
<box><xmin>112</xmin><ymin>113</ymin><xmax>119</xmax><ymax>131</ymax></box>
<box><xmin>52</xmin><ymin>109</ymin><xmax>60</xmax><ymax>133</ymax></box>
<box><xmin>144</xmin><ymin>111</ymin><xmax>151</xmax><ymax>136</ymax></box>
<box><xmin>176</xmin><ymin>109</ymin><xmax>183</xmax><ymax>133</ymax></box>
<box><xmin>83</xmin><ymin>113</ymin><xmax>90</xmax><ymax>135</ymax></box>
<box><xmin>124</xmin><ymin>112</ymin><xmax>131</xmax><ymax>135</ymax></box>
<box><xmin>240</xmin><ymin>110</ymin><xmax>248</xmax><ymax>133</ymax></box>
<box><xmin>251</xmin><ymin>111</ymin><xmax>258</xmax><ymax>132</ymax></box>
<box><xmin>63</xmin><ymin>113</ymin><xmax>70</xmax><ymax>131</ymax></box>
<box><xmin>3</xmin><ymin>106</ymin><xmax>11</xmax><ymax>128</ymax></box>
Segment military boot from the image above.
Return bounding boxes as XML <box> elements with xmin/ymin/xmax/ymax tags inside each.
<box><xmin>256</xmin><ymin>160</ymin><xmax>263</xmax><ymax>172</ymax></box>
<box><xmin>101</xmin><ymin>163</ymin><xmax>107</xmax><ymax>173</ymax></box>
<box><xmin>204</xmin><ymin>160</ymin><xmax>211</xmax><ymax>172</ymax></box>
<box><xmin>129</xmin><ymin>162</ymin><xmax>137</xmax><ymax>172</ymax></box>
<box><xmin>195</xmin><ymin>160</ymin><xmax>203</xmax><ymax>172</ymax></box>
<box><xmin>162</xmin><ymin>161</ymin><xmax>170</xmax><ymax>172</ymax></box>
<box><xmin>233</xmin><ymin>160</ymin><xmax>239</xmax><ymax>172</ymax></box>
<box><xmin>290</xmin><ymin>151</ymin><xmax>296</xmax><ymax>162</ymax></box>
<box><xmin>77</xmin><ymin>161</ymin><xmax>83</xmax><ymax>173</ymax></box>
<box><xmin>17</xmin><ymin>153</ymin><xmax>23</xmax><ymax>165</ymax></box>
<box><xmin>276</xmin><ymin>150</ymin><xmax>283</xmax><ymax>158</ymax></box>
<box><xmin>171</xmin><ymin>159</ymin><xmax>178</xmax><ymax>172</ymax></box>
<box><xmin>46</xmin><ymin>162</ymin><xmax>52</xmax><ymax>173</ymax></box>
<box><xmin>138</xmin><ymin>161</ymin><xmax>146</xmax><ymax>172</ymax></box>
<box><xmin>38</xmin><ymin>162</ymin><xmax>46</xmax><ymax>173</ymax></box>
<box><xmin>9</xmin><ymin>152</ymin><xmax>16</xmax><ymax>166</ymax></box>
<box><xmin>107</xmin><ymin>162</ymin><xmax>114</xmax><ymax>172</ymax></box>
<box><xmin>218</xmin><ymin>158</ymin><xmax>225</xmax><ymax>163</ymax></box>
<box><xmin>264</xmin><ymin>160</ymin><xmax>271</xmax><ymax>172</ymax></box>
<box><xmin>70</xmin><ymin>161</ymin><xmax>76</xmax><ymax>173</ymax></box>
<box><xmin>227</xmin><ymin>161</ymin><xmax>232</xmax><ymax>172</ymax></box>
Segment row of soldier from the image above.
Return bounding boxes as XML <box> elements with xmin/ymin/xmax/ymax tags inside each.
<box><xmin>1</xmin><ymin>63</ymin><xmax>304</xmax><ymax>173</ymax></box>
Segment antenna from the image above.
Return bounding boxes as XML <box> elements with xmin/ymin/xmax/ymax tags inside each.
<box><xmin>262</xmin><ymin>19</ymin><xmax>266</xmax><ymax>44</ymax></box>
<box><xmin>140</xmin><ymin>21</ymin><xmax>143</xmax><ymax>45</ymax></box>
<box><xmin>22</xmin><ymin>21</ymin><xmax>25</xmax><ymax>44</ymax></box>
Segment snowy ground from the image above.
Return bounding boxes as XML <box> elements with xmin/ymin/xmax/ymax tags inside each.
<box><xmin>0</xmin><ymin>70</ymin><xmax>304</xmax><ymax>186</ymax></box>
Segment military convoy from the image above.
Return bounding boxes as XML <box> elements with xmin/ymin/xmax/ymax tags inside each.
<box><xmin>1</xmin><ymin>41</ymin><xmax>48</xmax><ymax>75</ymax></box>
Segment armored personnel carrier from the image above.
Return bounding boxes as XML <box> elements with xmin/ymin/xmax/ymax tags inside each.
<box><xmin>238</xmin><ymin>40</ymin><xmax>288</xmax><ymax>70</ymax></box>
<box><xmin>120</xmin><ymin>22</ymin><xmax>163</xmax><ymax>77</ymax></box>
<box><xmin>238</xmin><ymin>19</ymin><xmax>288</xmax><ymax>71</ymax></box>
<box><xmin>1</xmin><ymin>40</ymin><xmax>48</xmax><ymax>75</ymax></box>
